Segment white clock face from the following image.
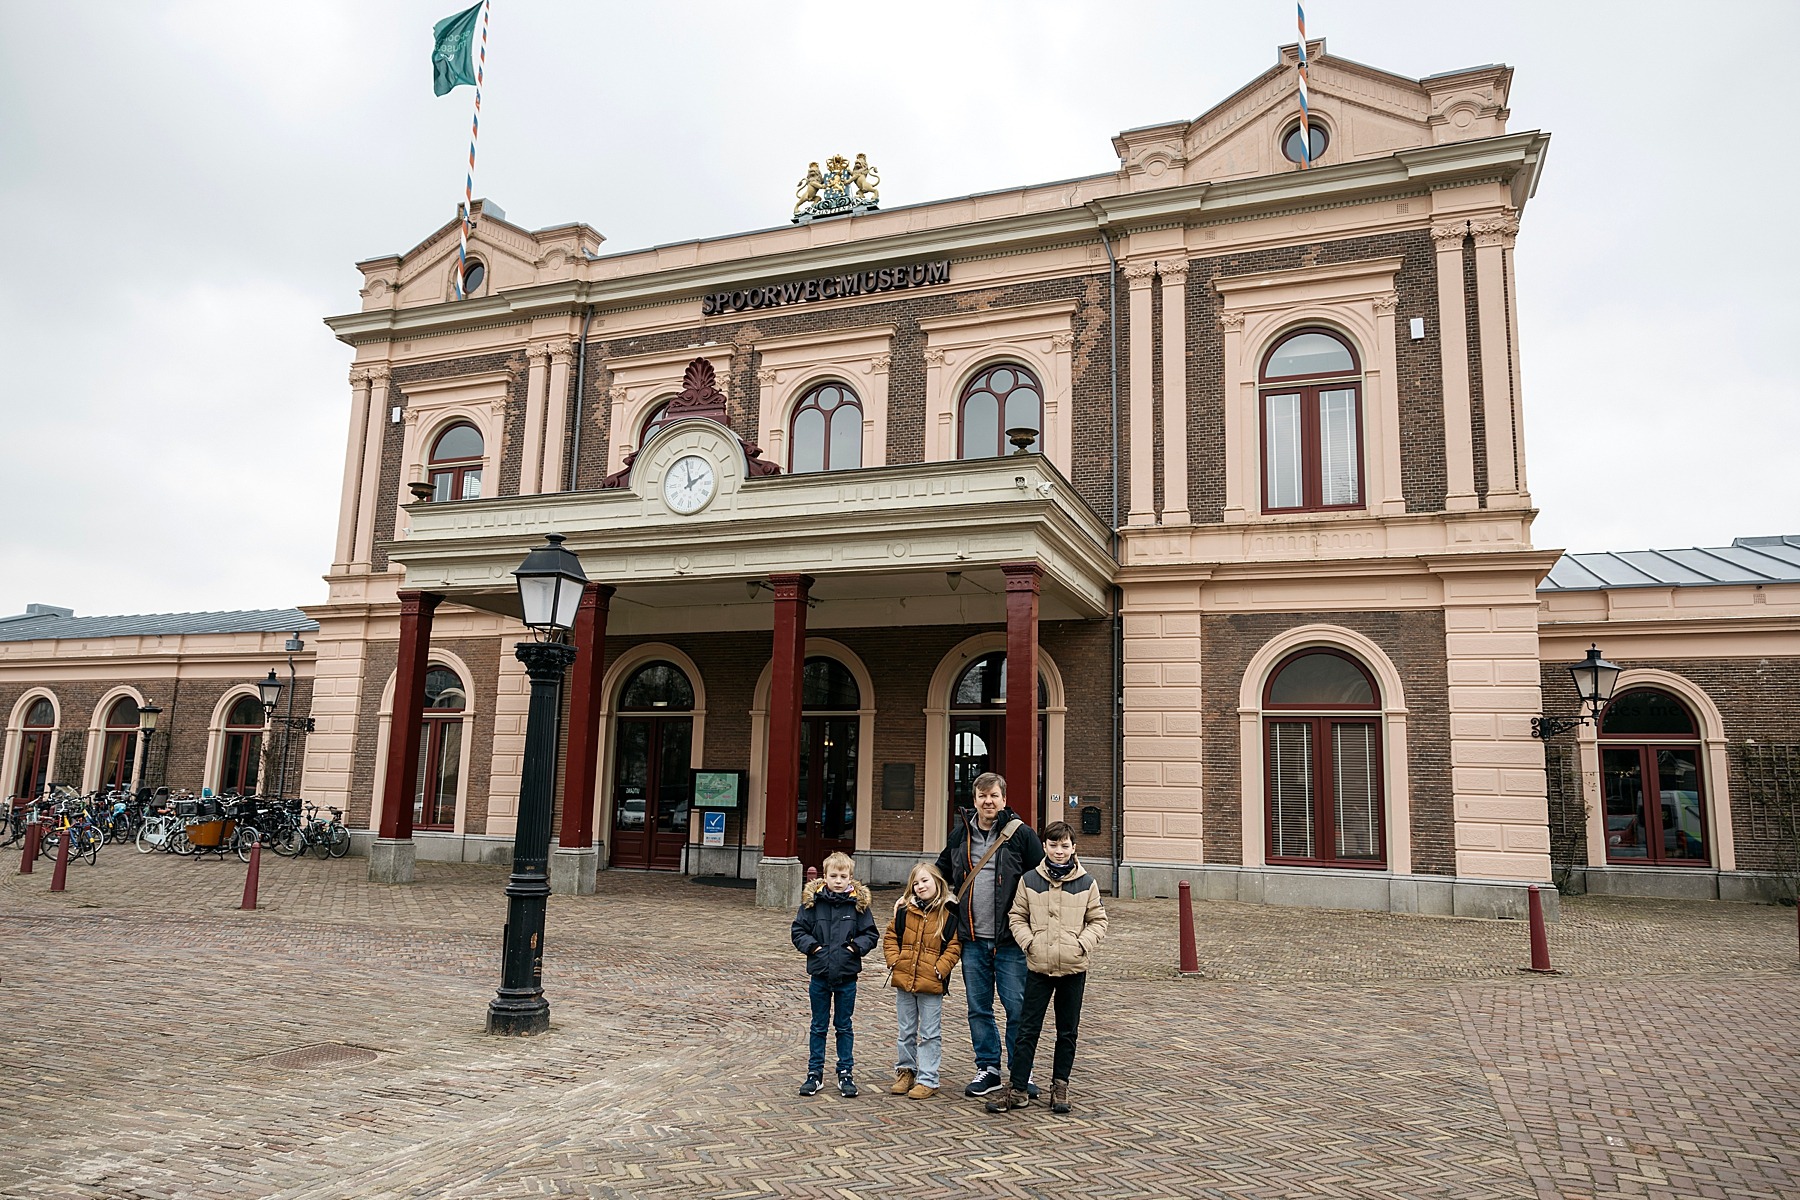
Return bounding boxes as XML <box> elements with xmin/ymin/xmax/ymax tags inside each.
<box><xmin>662</xmin><ymin>454</ymin><xmax>717</xmax><ymax>514</ymax></box>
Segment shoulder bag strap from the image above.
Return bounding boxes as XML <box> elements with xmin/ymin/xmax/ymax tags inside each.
<box><xmin>954</xmin><ymin>818</ymin><xmax>1018</xmax><ymax>910</ymax></box>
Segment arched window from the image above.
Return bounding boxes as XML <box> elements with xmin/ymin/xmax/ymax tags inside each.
<box><xmin>428</xmin><ymin>422</ymin><xmax>484</xmax><ymax>502</ymax></box>
<box><xmin>219</xmin><ymin>695</ymin><xmax>265</xmax><ymax>797</ymax></box>
<box><xmin>98</xmin><ymin>697</ymin><xmax>141</xmax><ymax>791</ymax></box>
<box><xmin>1598</xmin><ymin>688</ymin><xmax>1708</xmax><ymax>866</ymax></box>
<box><xmin>1281</xmin><ymin>121</ymin><xmax>1329</xmax><ymax>165</ymax></box>
<box><xmin>640</xmin><ymin>401</ymin><xmax>674</xmax><ymax>449</ymax></box>
<box><xmin>949</xmin><ymin>652</ymin><xmax>1049</xmax><ymax>821</ymax></box>
<box><xmin>788</xmin><ymin>382</ymin><xmax>863</xmax><ymax>473</ymax></box>
<box><xmin>958</xmin><ymin>363</ymin><xmax>1043</xmax><ymax>459</ymax></box>
<box><xmin>1262</xmin><ymin>649</ymin><xmax>1384</xmax><ymax>867</ymax></box>
<box><xmin>620</xmin><ymin>662</ymin><xmax>695</xmax><ymax>711</ymax></box>
<box><xmin>1259</xmin><ymin>329</ymin><xmax>1362</xmax><ymax>513</ymax></box>
<box><xmin>415</xmin><ymin>666</ymin><xmax>467</xmax><ymax>830</ymax></box>
<box><xmin>12</xmin><ymin>697</ymin><xmax>56</xmax><ymax>799</ymax></box>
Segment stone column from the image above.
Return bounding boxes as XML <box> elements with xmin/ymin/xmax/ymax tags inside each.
<box><xmin>371</xmin><ymin>589</ymin><xmax>440</xmax><ymax>884</ymax></box>
<box><xmin>1125</xmin><ymin>263</ymin><xmax>1157</xmax><ymax>526</ymax></box>
<box><xmin>1431</xmin><ymin>223</ymin><xmax>1479</xmax><ymax>510</ymax></box>
<box><xmin>757</xmin><ymin>573</ymin><xmax>812</xmax><ymax>909</ymax></box>
<box><xmin>1159</xmin><ymin>263</ymin><xmax>1191</xmax><ymax>525</ymax></box>
<box><xmin>1002</xmin><ymin>562</ymin><xmax>1042</xmax><ymax>828</ymax></box>
<box><xmin>1474</xmin><ymin>212</ymin><xmax>1522</xmax><ymax>503</ymax></box>
<box><xmin>540</xmin><ymin>340</ymin><xmax>574</xmax><ymax>493</ymax></box>
<box><xmin>520</xmin><ymin>344</ymin><xmax>550</xmax><ymax>497</ymax></box>
<box><xmin>551</xmin><ymin>581</ymin><xmax>613</xmax><ymax>895</ymax></box>
<box><xmin>351</xmin><ymin>365</ymin><xmax>390</xmax><ymax>569</ymax></box>
<box><xmin>334</xmin><ymin>369</ymin><xmax>372</xmax><ymax>571</ymax></box>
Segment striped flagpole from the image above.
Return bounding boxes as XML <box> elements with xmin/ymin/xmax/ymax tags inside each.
<box><xmin>1296</xmin><ymin>3</ymin><xmax>1312</xmax><ymax>169</ymax></box>
<box><xmin>455</xmin><ymin>0</ymin><xmax>492</xmax><ymax>300</ymax></box>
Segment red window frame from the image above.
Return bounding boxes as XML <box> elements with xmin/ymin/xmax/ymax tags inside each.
<box><xmin>220</xmin><ymin>695</ymin><xmax>264</xmax><ymax>797</ymax></box>
<box><xmin>787</xmin><ymin>382</ymin><xmax>864</xmax><ymax>473</ymax></box>
<box><xmin>13</xmin><ymin>698</ymin><xmax>55</xmax><ymax>799</ymax></box>
<box><xmin>428</xmin><ymin>422</ymin><xmax>485</xmax><ymax>502</ymax></box>
<box><xmin>1597</xmin><ymin>688</ymin><xmax>1710</xmax><ymax>867</ymax></box>
<box><xmin>957</xmin><ymin>362</ymin><xmax>1044</xmax><ymax>460</ymax></box>
<box><xmin>1258</xmin><ymin>329</ymin><xmax>1364</xmax><ymax>514</ymax></box>
<box><xmin>415</xmin><ymin>667</ymin><xmax>467</xmax><ymax>831</ymax></box>
<box><xmin>639</xmin><ymin>401</ymin><xmax>673</xmax><ymax>448</ymax></box>
<box><xmin>1261</xmin><ymin>649</ymin><xmax>1386</xmax><ymax>869</ymax></box>
<box><xmin>98</xmin><ymin>697</ymin><xmax>140</xmax><ymax>791</ymax></box>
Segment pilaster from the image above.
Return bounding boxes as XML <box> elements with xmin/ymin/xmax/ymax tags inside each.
<box><xmin>351</xmin><ymin>365</ymin><xmax>390</xmax><ymax>569</ymax></box>
<box><xmin>520</xmin><ymin>343</ymin><xmax>551</xmax><ymax>497</ymax></box>
<box><xmin>540</xmin><ymin>340</ymin><xmax>574</xmax><ymax>493</ymax></box>
<box><xmin>1119</xmin><ymin>583</ymin><xmax>1204</xmax><ymax>865</ymax></box>
<box><xmin>1159</xmin><ymin>263</ymin><xmax>1191</xmax><ymax>525</ymax></box>
<box><xmin>1125</xmin><ymin>263</ymin><xmax>1157</xmax><ymax>526</ymax></box>
<box><xmin>1473</xmin><ymin>213</ymin><xmax>1521</xmax><ymax>503</ymax></box>
<box><xmin>335</xmin><ymin>369</ymin><xmax>372</xmax><ymax>571</ymax></box>
<box><xmin>1432</xmin><ymin>224</ymin><xmax>1479</xmax><ymax>511</ymax></box>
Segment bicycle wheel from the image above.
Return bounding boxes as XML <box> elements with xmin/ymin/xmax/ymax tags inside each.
<box><xmin>269</xmin><ymin>821</ymin><xmax>300</xmax><ymax>857</ymax></box>
<box><xmin>235</xmin><ymin>828</ymin><xmax>256</xmax><ymax>863</ymax></box>
<box><xmin>137</xmin><ymin>823</ymin><xmax>156</xmax><ymax>853</ymax></box>
<box><xmin>171</xmin><ymin>826</ymin><xmax>193</xmax><ymax>856</ymax></box>
<box><xmin>327</xmin><ymin>827</ymin><xmax>350</xmax><ymax>859</ymax></box>
<box><xmin>39</xmin><ymin>830</ymin><xmax>61</xmax><ymax>861</ymax></box>
<box><xmin>311</xmin><ymin>828</ymin><xmax>332</xmax><ymax>860</ymax></box>
<box><xmin>79</xmin><ymin>829</ymin><xmax>100</xmax><ymax>865</ymax></box>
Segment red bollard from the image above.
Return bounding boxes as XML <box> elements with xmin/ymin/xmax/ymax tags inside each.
<box><xmin>19</xmin><ymin>822</ymin><xmax>38</xmax><ymax>874</ymax></box>
<box><xmin>1177</xmin><ymin>879</ymin><xmax>1200</xmax><ymax>975</ymax></box>
<box><xmin>1520</xmin><ymin>883</ymin><xmax>1559</xmax><ymax>975</ymax></box>
<box><xmin>241</xmin><ymin>839</ymin><xmax>262</xmax><ymax>911</ymax></box>
<box><xmin>805</xmin><ymin>866</ymin><xmax>819</xmax><ymax>883</ymax></box>
<box><xmin>49</xmin><ymin>831</ymin><xmax>70</xmax><ymax>893</ymax></box>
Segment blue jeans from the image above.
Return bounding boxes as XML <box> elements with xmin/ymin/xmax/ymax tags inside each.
<box><xmin>960</xmin><ymin>938</ymin><xmax>1026</xmax><ymax>1074</ymax></box>
<box><xmin>807</xmin><ymin>977</ymin><xmax>857</xmax><ymax>1077</ymax></box>
<box><xmin>895</xmin><ymin>991</ymin><xmax>944</xmax><ymax>1088</ymax></box>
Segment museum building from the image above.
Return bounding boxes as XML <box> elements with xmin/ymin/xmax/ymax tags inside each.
<box><xmin>282</xmin><ymin>41</ymin><xmax>1796</xmax><ymax>915</ymax></box>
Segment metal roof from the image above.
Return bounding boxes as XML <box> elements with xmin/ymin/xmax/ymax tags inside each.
<box><xmin>0</xmin><ymin>607</ymin><xmax>319</xmax><ymax>643</ymax></box>
<box><xmin>1541</xmin><ymin>536</ymin><xmax>1800</xmax><ymax>591</ymax></box>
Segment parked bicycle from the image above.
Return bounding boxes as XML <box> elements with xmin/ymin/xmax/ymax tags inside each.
<box><xmin>293</xmin><ymin>803</ymin><xmax>350</xmax><ymax>860</ymax></box>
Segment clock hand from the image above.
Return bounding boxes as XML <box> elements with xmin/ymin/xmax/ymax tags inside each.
<box><xmin>685</xmin><ymin>462</ymin><xmax>696</xmax><ymax>488</ymax></box>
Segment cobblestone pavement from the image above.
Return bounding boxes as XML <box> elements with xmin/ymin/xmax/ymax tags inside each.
<box><xmin>2</xmin><ymin>851</ymin><xmax>1796</xmax><ymax>1199</ymax></box>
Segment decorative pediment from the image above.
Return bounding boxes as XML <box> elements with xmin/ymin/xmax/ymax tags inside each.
<box><xmin>602</xmin><ymin>357</ymin><xmax>780</xmax><ymax>489</ymax></box>
<box><xmin>355</xmin><ymin>199</ymin><xmax>604</xmax><ymax>310</ymax></box>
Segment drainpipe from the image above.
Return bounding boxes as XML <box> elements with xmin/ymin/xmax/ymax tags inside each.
<box><xmin>568</xmin><ymin>306</ymin><xmax>594</xmax><ymax>491</ymax></box>
<box><xmin>1097</xmin><ymin>218</ymin><xmax>1123</xmax><ymax>897</ymax></box>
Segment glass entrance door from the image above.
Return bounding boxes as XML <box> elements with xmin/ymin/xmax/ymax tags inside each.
<box><xmin>609</xmin><ymin>715</ymin><xmax>693</xmax><ymax>870</ymax></box>
<box><xmin>797</xmin><ymin>715</ymin><xmax>857</xmax><ymax>871</ymax></box>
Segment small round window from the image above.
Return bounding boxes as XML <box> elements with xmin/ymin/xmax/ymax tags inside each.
<box><xmin>459</xmin><ymin>258</ymin><xmax>486</xmax><ymax>297</ymax></box>
<box><xmin>1281</xmin><ymin>123</ymin><xmax>1328</xmax><ymax>165</ymax></box>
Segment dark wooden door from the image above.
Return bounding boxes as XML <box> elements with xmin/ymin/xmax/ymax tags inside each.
<box><xmin>796</xmin><ymin>715</ymin><xmax>858</xmax><ymax>871</ymax></box>
<box><xmin>609</xmin><ymin>715</ymin><xmax>692</xmax><ymax>870</ymax></box>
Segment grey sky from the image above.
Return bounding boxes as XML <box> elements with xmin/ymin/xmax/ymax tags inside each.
<box><xmin>2</xmin><ymin>1</ymin><xmax>1794</xmax><ymax>618</ymax></box>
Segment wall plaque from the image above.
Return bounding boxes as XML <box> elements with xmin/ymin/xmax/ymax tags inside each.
<box><xmin>881</xmin><ymin>762</ymin><xmax>916</xmax><ymax>811</ymax></box>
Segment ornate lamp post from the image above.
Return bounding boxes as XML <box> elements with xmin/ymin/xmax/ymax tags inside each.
<box><xmin>488</xmin><ymin>533</ymin><xmax>586</xmax><ymax>1036</ymax></box>
<box><xmin>256</xmin><ymin>660</ymin><xmax>316</xmax><ymax>799</ymax></box>
<box><xmin>1531</xmin><ymin>644</ymin><xmax>1623</xmax><ymax>740</ymax></box>
<box><xmin>135</xmin><ymin>703</ymin><xmax>162</xmax><ymax>791</ymax></box>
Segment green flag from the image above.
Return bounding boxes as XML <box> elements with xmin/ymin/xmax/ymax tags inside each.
<box><xmin>431</xmin><ymin>2</ymin><xmax>483</xmax><ymax>96</ymax></box>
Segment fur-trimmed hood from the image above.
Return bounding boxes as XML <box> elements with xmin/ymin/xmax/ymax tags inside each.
<box><xmin>801</xmin><ymin>879</ymin><xmax>872</xmax><ymax>911</ymax></box>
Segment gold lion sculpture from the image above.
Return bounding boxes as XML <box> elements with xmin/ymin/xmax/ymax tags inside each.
<box><xmin>851</xmin><ymin>153</ymin><xmax>880</xmax><ymax>205</ymax></box>
<box><xmin>794</xmin><ymin>162</ymin><xmax>825</xmax><ymax>215</ymax></box>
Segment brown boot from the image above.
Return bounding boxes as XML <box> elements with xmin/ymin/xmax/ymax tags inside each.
<box><xmin>985</xmin><ymin>1086</ymin><xmax>1029</xmax><ymax>1113</ymax></box>
<box><xmin>906</xmin><ymin>1083</ymin><xmax>938</xmax><ymax>1099</ymax></box>
<box><xmin>1050</xmin><ymin>1079</ymin><xmax>1070</xmax><ymax>1113</ymax></box>
<box><xmin>888</xmin><ymin>1071</ymin><xmax>915</xmax><ymax>1096</ymax></box>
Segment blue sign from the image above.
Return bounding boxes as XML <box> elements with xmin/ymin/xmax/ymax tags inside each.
<box><xmin>702</xmin><ymin>810</ymin><xmax>727</xmax><ymax>847</ymax></box>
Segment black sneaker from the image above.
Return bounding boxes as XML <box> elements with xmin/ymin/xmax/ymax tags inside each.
<box><xmin>798</xmin><ymin>1075</ymin><xmax>823</xmax><ymax>1096</ymax></box>
<box><xmin>964</xmin><ymin>1067</ymin><xmax>1003</xmax><ymax>1097</ymax></box>
<box><xmin>1025</xmin><ymin>1074</ymin><xmax>1041</xmax><ymax>1100</ymax></box>
<box><xmin>837</xmin><ymin>1073</ymin><xmax>859</xmax><ymax>1098</ymax></box>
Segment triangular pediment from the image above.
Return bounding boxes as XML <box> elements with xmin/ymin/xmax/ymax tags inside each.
<box><xmin>1112</xmin><ymin>41</ymin><xmax>1512</xmax><ymax>190</ymax></box>
<box><xmin>354</xmin><ymin>200</ymin><xmax>604</xmax><ymax>310</ymax></box>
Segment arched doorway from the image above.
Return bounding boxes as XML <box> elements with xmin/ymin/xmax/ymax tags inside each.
<box><xmin>415</xmin><ymin>667</ymin><xmax>467</xmax><ymax>831</ymax></box>
<box><xmin>98</xmin><ymin>696</ymin><xmax>141</xmax><ymax>791</ymax></box>
<box><xmin>1261</xmin><ymin>648</ymin><xmax>1385</xmax><ymax>868</ymax></box>
<box><xmin>219</xmin><ymin>695</ymin><xmax>265</xmax><ymax>797</ymax></box>
<box><xmin>610</xmin><ymin>662</ymin><xmax>695</xmax><ymax>870</ymax></box>
<box><xmin>12</xmin><ymin>698</ymin><xmax>56</xmax><ymax>800</ymax></box>
<box><xmin>1599</xmin><ymin>688</ymin><xmax>1709</xmax><ymax>865</ymax></box>
<box><xmin>948</xmin><ymin>652</ymin><xmax>1048</xmax><ymax>826</ymax></box>
<box><xmin>797</xmin><ymin>657</ymin><xmax>859</xmax><ymax>870</ymax></box>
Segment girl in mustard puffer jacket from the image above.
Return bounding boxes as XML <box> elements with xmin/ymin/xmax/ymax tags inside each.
<box><xmin>881</xmin><ymin>863</ymin><xmax>963</xmax><ymax>1099</ymax></box>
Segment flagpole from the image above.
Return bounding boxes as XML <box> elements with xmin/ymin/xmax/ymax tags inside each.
<box><xmin>1295</xmin><ymin>3</ymin><xmax>1311</xmax><ymax>170</ymax></box>
<box><xmin>455</xmin><ymin>0</ymin><xmax>492</xmax><ymax>300</ymax></box>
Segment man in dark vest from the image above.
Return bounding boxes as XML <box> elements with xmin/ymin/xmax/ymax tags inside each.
<box><xmin>935</xmin><ymin>771</ymin><xmax>1044</xmax><ymax>1098</ymax></box>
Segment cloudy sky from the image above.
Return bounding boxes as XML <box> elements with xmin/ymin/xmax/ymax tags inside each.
<box><xmin>2</xmin><ymin>1</ymin><xmax>1794</xmax><ymax>619</ymax></box>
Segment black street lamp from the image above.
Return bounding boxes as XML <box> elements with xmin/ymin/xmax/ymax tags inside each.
<box><xmin>488</xmin><ymin>533</ymin><xmax>587</xmax><ymax>1036</ymax></box>
<box><xmin>135</xmin><ymin>703</ymin><xmax>162</xmax><ymax>791</ymax></box>
<box><xmin>1531</xmin><ymin>644</ymin><xmax>1623</xmax><ymax>740</ymax></box>
<box><xmin>256</xmin><ymin>656</ymin><xmax>316</xmax><ymax>800</ymax></box>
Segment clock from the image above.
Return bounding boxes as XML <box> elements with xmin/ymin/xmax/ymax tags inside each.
<box><xmin>662</xmin><ymin>454</ymin><xmax>717</xmax><ymax>514</ymax></box>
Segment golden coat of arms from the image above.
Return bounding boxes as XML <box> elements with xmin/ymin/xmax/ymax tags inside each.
<box><xmin>794</xmin><ymin>153</ymin><xmax>879</xmax><ymax>222</ymax></box>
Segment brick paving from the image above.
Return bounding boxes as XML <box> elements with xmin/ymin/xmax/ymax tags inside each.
<box><xmin>2</xmin><ymin>851</ymin><xmax>1796</xmax><ymax>1199</ymax></box>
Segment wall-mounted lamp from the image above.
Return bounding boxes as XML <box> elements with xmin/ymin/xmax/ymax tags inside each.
<box><xmin>1531</xmin><ymin>644</ymin><xmax>1622</xmax><ymax>740</ymax></box>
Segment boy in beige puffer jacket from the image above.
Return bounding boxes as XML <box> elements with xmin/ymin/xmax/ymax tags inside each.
<box><xmin>988</xmin><ymin>820</ymin><xmax>1107</xmax><ymax>1115</ymax></box>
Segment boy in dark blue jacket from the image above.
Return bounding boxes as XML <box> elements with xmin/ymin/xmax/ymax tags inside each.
<box><xmin>790</xmin><ymin>850</ymin><xmax>880</xmax><ymax>1097</ymax></box>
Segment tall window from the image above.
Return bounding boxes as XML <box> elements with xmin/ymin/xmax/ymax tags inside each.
<box><xmin>1263</xmin><ymin>649</ymin><xmax>1384</xmax><ymax>867</ymax></box>
<box><xmin>1260</xmin><ymin>329</ymin><xmax>1362</xmax><ymax>512</ymax></box>
<box><xmin>788</xmin><ymin>382</ymin><xmax>863</xmax><ymax>473</ymax></box>
<box><xmin>12</xmin><ymin>698</ymin><xmax>55</xmax><ymax>799</ymax></box>
<box><xmin>428</xmin><ymin>423</ymin><xmax>484</xmax><ymax>502</ymax></box>
<box><xmin>949</xmin><ymin>652</ymin><xmax>1048</xmax><ymax>823</ymax></box>
<box><xmin>98</xmin><ymin>697</ymin><xmax>141</xmax><ymax>791</ymax></box>
<box><xmin>415</xmin><ymin>667</ymin><xmax>467</xmax><ymax>831</ymax></box>
<box><xmin>611</xmin><ymin>661</ymin><xmax>696</xmax><ymax>871</ymax></box>
<box><xmin>1599</xmin><ymin>688</ymin><xmax>1709</xmax><ymax>866</ymax></box>
<box><xmin>219</xmin><ymin>695</ymin><xmax>265</xmax><ymax>797</ymax></box>
<box><xmin>958</xmin><ymin>363</ymin><xmax>1043</xmax><ymax>459</ymax></box>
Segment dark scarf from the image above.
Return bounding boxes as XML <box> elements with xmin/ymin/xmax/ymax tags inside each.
<box><xmin>1044</xmin><ymin>857</ymin><xmax>1077</xmax><ymax>881</ymax></box>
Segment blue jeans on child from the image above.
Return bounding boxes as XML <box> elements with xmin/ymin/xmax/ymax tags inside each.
<box><xmin>960</xmin><ymin>938</ymin><xmax>1027</xmax><ymax>1074</ymax></box>
<box><xmin>894</xmin><ymin>991</ymin><xmax>944</xmax><ymax>1087</ymax></box>
<box><xmin>808</xmin><ymin>977</ymin><xmax>857</xmax><ymax>1077</ymax></box>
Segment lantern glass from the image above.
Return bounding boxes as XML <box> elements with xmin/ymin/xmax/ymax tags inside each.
<box><xmin>137</xmin><ymin>704</ymin><xmax>161</xmax><ymax>734</ymax></box>
<box><xmin>512</xmin><ymin>533</ymin><xmax>588</xmax><ymax>634</ymax></box>
<box><xmin>257</xmin><ymin>669</ymin><xmax>284</xmax><ymax>711</ymax></box>
<box><xmin>1568</xmin><ymin>645</ymin><xmax>1621</xmax><ymax>710</ymax></box>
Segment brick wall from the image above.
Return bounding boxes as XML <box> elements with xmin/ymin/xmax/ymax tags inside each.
<box><xmin>345</xmin><ymin>636</ymin><xmax>496</xmax><ymax>832</ymax></box>
<box><xmin>1200</xmin><ymin>610</ymin><xmax>1454</xmax><ymax>873</ymax></box>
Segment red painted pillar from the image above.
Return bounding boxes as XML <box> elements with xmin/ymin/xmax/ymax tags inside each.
<box><xmin>379</xmin><ymin>590</ymin><xmax>441</xmax><ymax>841</ymax></box>
<box><xmin>558</xmin><ymin>582</ymin><xmax>614</xmax><ymax>850</ymax></box>
<box><xmin>1002</xmin><ymin>562</ymin><xmax>1042</xmax><ymax>828</ymax></box>
<box><xmin>762</xmin><ymin>574</ymin><xmax>812</xmax><ymax>860</ymax></box>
